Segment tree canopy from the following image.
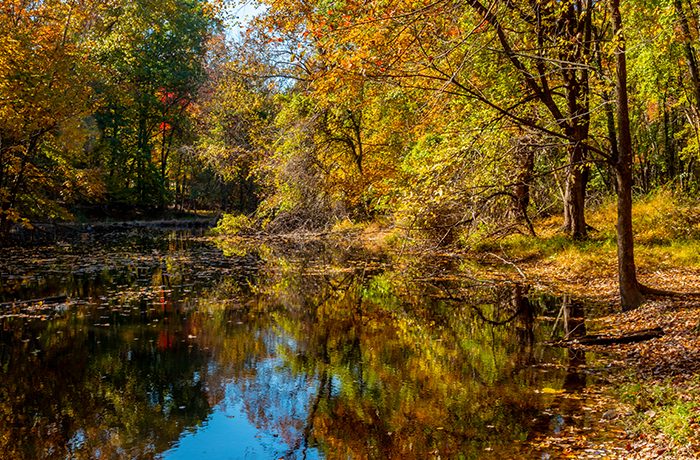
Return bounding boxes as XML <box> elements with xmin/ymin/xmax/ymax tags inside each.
<box><xmin>2</xmin><ymin>0</ymin><xmax>700</xmax><ymax>308</ymax></box>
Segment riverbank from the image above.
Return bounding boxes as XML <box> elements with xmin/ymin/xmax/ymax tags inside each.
<box><xmin>454</xmin><ymin>193</ymin><xmax>700</xmax><ymax>458</ymax></box>
<box><xmin>1</xmin><ymin>213</ymin><xmax>218</xmax><ymax>247</ymax></box>
<box><xmin>214</xmin><ymin>191</ymin><xmax>700</xmax><ymax>458</ymax></box>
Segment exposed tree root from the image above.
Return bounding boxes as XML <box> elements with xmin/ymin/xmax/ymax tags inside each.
<box><xmin>554</xmin><ymin>326</ymin><xmax>664</xmax><ymax>346</ymax></box>
<box><xmin>639</xmin><ymin>283</ymin><xmax>700</xmax><ymax>298</ymax></box>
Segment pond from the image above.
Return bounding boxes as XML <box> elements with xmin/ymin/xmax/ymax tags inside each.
<box><xmin>0</xmin><ymin>228</ymin><xmax>620</xmax><ymax>459</ymax></box>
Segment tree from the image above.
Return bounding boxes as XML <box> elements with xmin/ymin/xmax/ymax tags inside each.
<box><xmin>0</xmin><ymin>0</ymin><xmax>105</xmax><ymax>235</ymax></box>
<box><xmin>194</xmin><ymin>59</ymin><xmax>274</xmax><ymax>213</ymax></box>
<box><xmin>247</xmin><ymin>0</ymin><xmax>602</xmax><ymax>238</ymax></box>
<box><xmin>610</xmin><ymin>0</ymin><xmax>644</xmax><ymax>309</ymax></box>
<box><xmin>93</xmin><ymin>0</ymin><xmax>216</xmax><ymax>208</ymax></box>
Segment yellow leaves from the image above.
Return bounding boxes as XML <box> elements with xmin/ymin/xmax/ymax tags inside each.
<box><xmin>539</xmin><ymin>387</ymin><xmax>566</xmax><ymax>394</ymax></box>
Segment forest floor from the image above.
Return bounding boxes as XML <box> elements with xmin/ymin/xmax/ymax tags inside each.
<box><xmin>483</xmin><ymin>255</ymin><xmax>700</xmax><ymax>459</ymax></box>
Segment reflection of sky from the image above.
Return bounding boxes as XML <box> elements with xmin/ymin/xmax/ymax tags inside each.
<box><xmin>161</xmin><ymin>402</ymin><xmax>289</xmax><ymax>459</ymax></box>
<box><xmin>160</xmin><ymin>333</ymin><xmax>322</xmax><ymax>460</ymax></box>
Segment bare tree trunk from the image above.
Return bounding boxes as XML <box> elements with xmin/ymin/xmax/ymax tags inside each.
<box><xmin>513</xmin><ymin>138</ymin><xmax>536</xmax><ymax>236</ymax></box>
<box><xmin>563</xmin><ymin>142</ymin><xmax>588</xmax><ymax>239</ymax></box>
<box><xmin>611</xmin><ymin>0</ymin><xmax>643</xmax><ymax>310</ymax></box>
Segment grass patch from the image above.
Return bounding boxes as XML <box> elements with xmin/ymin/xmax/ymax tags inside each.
<box><xmin>468</xmin><ymin>190</ymin><xmax>700</xmax><ymax>276</ymax></box>
<box><xmin>618</xmin><ymin>377</ymin><xmax>700</xmax><ymax>447</ymax></box>
<box><xmin>473</xmin><ymin>228</ymin><xmax>617</xmax><ymax>278</ymax></box>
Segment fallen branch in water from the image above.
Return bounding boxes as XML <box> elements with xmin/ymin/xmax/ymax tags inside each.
<box><xmin>0</xmin><ymin>295</ymin><xmax>68</xmax><ymax>308</ymax></box>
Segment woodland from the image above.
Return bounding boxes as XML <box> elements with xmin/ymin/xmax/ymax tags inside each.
<box><xmin>2</xmin><ymin>0</ymin><xmax>700</xmax><ymax>456</ymax></box>
<box><xmin>2</xmin><ymin>0</ymin><xmax>700</xmax><ymax>307</ymax></box>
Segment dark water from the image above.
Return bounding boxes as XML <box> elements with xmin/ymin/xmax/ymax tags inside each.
<box><xmin>0</xmin><ymin>229</ymin><xmax>615</xmax><ymax>459</ymax></box>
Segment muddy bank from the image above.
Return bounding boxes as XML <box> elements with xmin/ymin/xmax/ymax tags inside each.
<box><xmin>1</xmin><ymin>217</ymin><xmax>218</xmax><ymax>247</ymax></box>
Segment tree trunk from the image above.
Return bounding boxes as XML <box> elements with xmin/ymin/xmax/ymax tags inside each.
<box><xmin>563</xmin><ymin>142</ymin><xmax>588</xmax><ymax>239</ymax></box>
<box><xmin>560</xmin><ymin>1</ymin><xmax>592</xmax><ymax>240</ymax></box>
<box><xmin>513</xmin><ymin>139</ymin><xmax>536</xmax><ymax>236</ymax></box>
<box><xmin>674</xmin><ymin>0</ymin><xmax>700</xmax><ymax>111</ymax></box>
<box><xmin>137</xmin><ymin>109</ymin><xmax>147</xmax><ymax>206</ymax></box>
<box><xmin>611</xmin><ymin>0</ymin><xmax>643</xmax><ymax>310</ymax></box>
<box><xmin>616</xmin><ymin>163</ymin><xmax>642</xmax><ymax>310</ymax></box>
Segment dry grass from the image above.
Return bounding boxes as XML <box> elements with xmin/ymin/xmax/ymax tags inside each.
<box><xmin>467</xmin><ymin>191</ymin><xmax>700</xmax><ymax>301</ymax></box>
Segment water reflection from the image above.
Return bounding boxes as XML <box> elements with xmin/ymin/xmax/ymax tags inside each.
<box><xmin>0</xmin><ymin>232</ymin><xmax>611</xmax><ymax>459</ymax></box>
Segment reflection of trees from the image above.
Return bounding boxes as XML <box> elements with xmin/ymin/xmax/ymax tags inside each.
<box><xmin>0</xmin><ymin>313</ymin><xmax>216</xmax><ymax>459</ymax></box>
<box><xmin>1</xmin><ymin>237</ymin><xmax>594</xmax><ymax>459</ymax></box>
<box><xmin>231</xmin><ymin>254</ymin><xmax>572</xmax><ymax>458</ymax></box>
<box><xmin>0</xmin><ymin>231</ymin><xmax>270</xmax><ymax>459</ymax></box>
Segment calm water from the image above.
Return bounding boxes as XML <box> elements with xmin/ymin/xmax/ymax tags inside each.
<box><xmin>0</xmin><ymin>229</ymin><xmax>614</xmax><ymax>459</ymax></box>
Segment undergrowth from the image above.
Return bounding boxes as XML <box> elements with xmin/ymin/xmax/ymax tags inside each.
<box><xmin>467</xmin><ymin>190</ymin><xmax>700</xmax><ymax>276</ymax></box>
<box><xmin>618</xmin><ymin>376</ymin><xmax>700</xmax><ymax>448</ymax></box>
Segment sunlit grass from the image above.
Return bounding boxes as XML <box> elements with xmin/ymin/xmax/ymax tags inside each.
<box><xmin>619</xmin><ymin>377</ymin><xmax>700</xmax><ymax>447</ymax></box>
<box><xmin>472</xmin><ymin>190</ymin><xmax>700</xmax><ymax>277</ymax></box>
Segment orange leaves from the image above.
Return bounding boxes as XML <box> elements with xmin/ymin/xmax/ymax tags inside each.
<box><xmin>0</xmin><ymin>0</ymin><xmax>113</xmax><ymax>221</ymax></box>
<box><xmin>0</xmin><ymin>0</ymin><xmax>97</xmax><ymax>135</ymax></box>
<box><xmin>473</xmin><ymin>20</ymin><xmax>488</xmax><ymax>34</ymax></box>
<box><xmin>646</xmin><ymin>100</ymin><xmax>659</xmax><ymax>122</ymax></box>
